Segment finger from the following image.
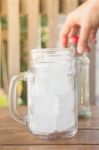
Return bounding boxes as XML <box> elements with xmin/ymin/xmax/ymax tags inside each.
<box><xmin>68</xmin><ymin>26</ymin><xmax>79</xmax><ymax>37</ymax></box>
<box><xmin>60</xmin><ymin>14</ymin><xmax>76</xmax><ymax>47</ymax></box>
<box><xmin>60</xmin><ymin>23</ymin><xmax>71</xmax><ymax>48</ymax></box>
<box><xmin>77</xmin><ymin>25</ymin><xmax>91</xmax><ymax>54</ymax></box>
<box><xmin>92</xmin><ymin>36</ymin><xmax>97</xmax><ymax>44</ymax></box>
<box><xmin>60</xmin><ymin>13</ymin><xmax>79</xmax><ymax>47</ymax></box>
<box><xmin>90</xmin><ymin>29</ymin><xmax>97</xmax><ymax>43</ymax></box>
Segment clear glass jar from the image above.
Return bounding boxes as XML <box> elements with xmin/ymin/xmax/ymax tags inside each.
<box><xmin>9</xmin><ymin>48</ymin><xmax>78</xmax><ymax>139</ymax></box>
<box><xmin>68</xmin><ymin>36</ymin><xmax>91</xmax><ymax>118</ymax></box>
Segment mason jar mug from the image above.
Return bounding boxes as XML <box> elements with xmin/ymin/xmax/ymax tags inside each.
<box><xmin>9</xmin><ymin>48</ymin><xmax>78</xmax><ymax>139</ymax></box>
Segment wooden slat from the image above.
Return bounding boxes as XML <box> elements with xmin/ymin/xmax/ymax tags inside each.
<box><xmin>1</xmin><ymin>146</ymin><xmax>99</xmax><ymax>150</ymax></box>
<box><xmin>40</xmin><ymin>0</ymin><xmax>49</xmax><ymax>15</ymax></box>
<box><xmin>1</xmin><ymin>128</ymin><xmax>99</xmax><ymax>145</ymax></box>
<box><xmin>48</xmin><ymin>0</ymin><xmax>59</xmax><ymax>47</ymax></box>
<box><xmin>8</xmin><ymin>0</ymin><xmax>20</xmax><ymax>79</ymax></box>
<box><xmin>0</xmin><ymin>15</ymin><xmax>8</xmax><ymax>91</ymax></box>
<box><xmin>27</xmin><ymin>0</ymin><xmax>39</xmax><ymax>50</ymax></box>
<box><xmin>0</xmin><ymin>0</ymin><xmax>1</xmax><ymax>13</ymax></box>
<box><xmin>0</xmin><ymin>0</ymin><xmax>7</xmax><ymax>15</ymax></box>
<box><xmin>0</xmin><ymin>30</ymin><xmax>7</xmax><ymax>40</ymax></box>
<box><xmin>0</xmin><ymin>19</ymin><xmax>1</xmax><ymax>88</ymax></box>
<box><xmin>41</xmin><ymin>0</ymin><xmax>59</xmax><ymax>48</ymax></box>
<box><xmin>20</xmin><ymin>0</ymin><xmax>27</xmax><ymax>15</ymax></box>
<box><xmin>1</xmin><ymin>42</ymin><xmax>8</xmax><ymax>93</ymax></box>
<box><xmin>60</xmin><ymin>0</ymin><xmax>79</xmax><ymax>14</ymax></box>
<box><xmin>79</xmin><ymin>0</ymin><xmax>87</xmax><ymax>5</ymax></box>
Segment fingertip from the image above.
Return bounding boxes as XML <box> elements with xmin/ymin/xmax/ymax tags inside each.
<box><xmin>77</xmin><ymin>46</ymin><xmax>85</xmax><ymax>54</ymax></box>
<box><xmin>60</xmin><ymin>36</ymin><xmax>68</xmax><ymax>48</ymax></box>
<box><xmin>78</xmin><ymin>25</ymin><xmax>91</xmax><ymax>53</ymax></box>
<box><xmin>60</xmin><ymin>22</ymin><xmax>71</xmax><ymax>41</ymax></box>
<box><xmin>60</xmin><ymin>30</ymin><xmax>69</xmax><ymax>48</ymax></box>
<box><xmin>77</xmin><ymin>45</ymin><xmax>90</xmax><ymax>54</ymax></box>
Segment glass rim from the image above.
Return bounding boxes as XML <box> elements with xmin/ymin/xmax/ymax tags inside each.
<box><xmin>31</xmin><ymin>48</ymin><xmax>70</xmax><ymax>53</ymax></box>
<box><xmin>30</xmin><ymin>48</ymin><xmax>74</xmax><ymax>64</ymax></box>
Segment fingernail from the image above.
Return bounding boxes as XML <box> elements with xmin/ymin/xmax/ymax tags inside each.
<box><xmin>77</xmin><ymin>46</ymin><xmax>84</xmax><ymax>54</ymax></box>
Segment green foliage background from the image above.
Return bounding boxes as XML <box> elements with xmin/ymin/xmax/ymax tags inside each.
<box><xmin>0</xmin><ymin>15</ymin><xmax>48</xmax><ymax>106</ymax></box>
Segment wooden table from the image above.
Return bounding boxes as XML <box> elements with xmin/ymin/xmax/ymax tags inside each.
<box><xmin>0</xmin><ymin>106</ymin><xmax>99</xmax><ymax>150</ymax></box>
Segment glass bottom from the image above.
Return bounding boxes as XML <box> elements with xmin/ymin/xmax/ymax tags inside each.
<box><xmin>27</xmin><ymin>126</ymin><xmax>77</xmax><ymax>139</ymax></box>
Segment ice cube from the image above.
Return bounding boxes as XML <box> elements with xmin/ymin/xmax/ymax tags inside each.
<box><xmin>48</xmin><ymin>72</ymin><xmax>74</xmax><ymax>95</ymax></box>
<box><xmin>56</xmin><ymin>111</ymin><xmax>75</xmax><ymax>132</ymax></box>
<box><xmin>31</xmin><ymin>113</ymin><xmax>57</xmax><ymax>133</ymax></box>
<box><xmin>27</xmin><ymin>50</ymin><xmax>75</xmax><ymax>133</ymax></box>
<box><xmin>59</xmin><ymin>91</ymin><xmax>75</xmax><ymax>111</ymax></box>
<box><xmin>56</xmin><ymin>92</ymin><xmax>75</xmax><ymax>131</ymax></box>
<box><xmin>29</xmin><ymin>94</ymin><xmax>59</xmax><ymax>133</ymax></box>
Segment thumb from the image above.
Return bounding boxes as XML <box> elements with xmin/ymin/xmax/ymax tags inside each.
<box><xmin>77</xmin><ymin>25</ymin><xmax>91</xmax><ymax>54</ymax></box>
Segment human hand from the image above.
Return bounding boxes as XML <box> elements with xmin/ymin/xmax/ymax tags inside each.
<box><xmin>60</xmin><ymin>0</ymin><xmax>99</xmax><ymax>53</ymax></box>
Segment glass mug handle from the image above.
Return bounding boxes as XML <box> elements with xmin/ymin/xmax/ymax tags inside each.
<box><xmin>9</xmin><ymin>72</ymin><xmax>28</xmax><ymax>124</ymax></box>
